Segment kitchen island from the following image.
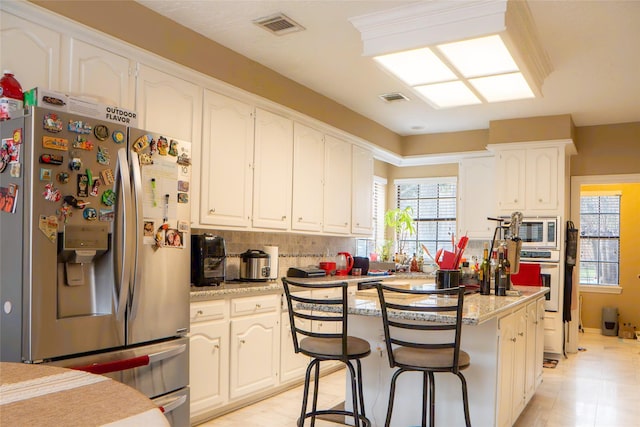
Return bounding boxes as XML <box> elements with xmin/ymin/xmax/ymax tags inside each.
<box><xmin>299</xmin><ymin>283</ymin><xmax>549</xmax><ymax>427</ymax></box>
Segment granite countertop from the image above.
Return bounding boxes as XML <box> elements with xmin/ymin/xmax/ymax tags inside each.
<box><xmin>300</xmin><ymin>285</ymin><xmax>549</xmax><ymax>326</ymax></box>
<box><xmin>190</xmin><ymin>275</ymin><xmax>392</xmax><ymax>301</ymax></box>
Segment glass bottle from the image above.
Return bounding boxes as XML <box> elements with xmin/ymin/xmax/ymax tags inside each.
<box><xmin>495</xmin><ymin>247</ymin><xmax>507</xmax><ymax>296</ymax></box>
<box><xmin>480</xmin><ymin>242</ymin><xmax>491</xmax><ymax>295</ymax></box>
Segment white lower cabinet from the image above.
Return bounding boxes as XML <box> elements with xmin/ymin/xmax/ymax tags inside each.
<box><xmin>280</xmin><ymin>311</ymin><xmax>311</xmax><ymax>383</ymax></box>
<box><xmin>229</xmin><ymin>295</ymin><xmax>280</xmax><ymax>400</ymax></box>
<box><xmin>189</xmin><ymin>300</ymin><xmax>230</xmax><ymax>418</ymax></box>
<box><xmin>497</xmin><ymin>297</ymin><xmax>545</xmax><ymax>427</ymax></box>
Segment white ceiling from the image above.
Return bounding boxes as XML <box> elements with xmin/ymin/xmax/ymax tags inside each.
<box><xmin>136</xmin><ymin>0</ymin><xmax>640</xmax><ymax>136</ymax></box>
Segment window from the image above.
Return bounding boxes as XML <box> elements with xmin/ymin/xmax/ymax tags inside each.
<box><xmin>579</xmin><ymin>193</ymin><xmax>620</xmax><ymax>286</ymax></box>
<box><xmin>395</xmin><ymin>178</ymin><xmax>457</xmax><ymax>258</ymax></box>
<box><xmin>355</xmin><ymin>177</ymin><xmax>386</xmax><ymax>257</ymax></box>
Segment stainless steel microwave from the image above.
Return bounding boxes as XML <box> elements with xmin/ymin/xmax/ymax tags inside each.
<box><xmin>515</xmin><ymin>216</ymin><xmax>559</xmax><ymax>250</ymax></box>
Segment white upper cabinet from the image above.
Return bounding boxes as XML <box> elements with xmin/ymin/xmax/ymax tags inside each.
<box><xmin>135</xmin><ymin>64</ymin><xmax>202</xmax><ymax>142</ymax></box>
<box><xmin>525</xmin><ymin>147</ymin><xmax>559</xmax><ymax>211</ymax></box>
<box><xmin>351</xmin><ymin>145</ymin><xmax>374</xmax><ymax>235</ymax></box>
<box><xmin>496</xmin><ymin>149</ymin><xmax>527</xmax><ymax>212</ymax></box>
<box><xmin>199</xmin><ymin>90</ymin><xmax>254</xmax><ymax>228</ymax></box>
<box><xmin>458</xmin><ymin>156</ymin><xmax>496</xmax><ymax>239</ymax></box>
<box><xmin>291</xmin><ymin>123</ymin><xmax>325</xmax><ymax>233</ymax></box>
<box><xmin>67</xmin><ymin>39</ymin><xmax>134</xmax><ymax>109</ymax></box>
<box><xmin>494</xmin><ymin>145</ymin><xmax>562</xmax><ymax>215</ymax></box>
<box><xmin>252</xmin><ymin>108</ymin><xmax>293</xmax><ymax>230</ymax></box>
<box><xmin>0</xmin><ymin>12</ymin><xmax>61</xmax><ymax>90</ymax></box>
<box><xmin>323</xmin><ymin>135</ymin><xmax>352</xmax><ymax>234</ymax></box>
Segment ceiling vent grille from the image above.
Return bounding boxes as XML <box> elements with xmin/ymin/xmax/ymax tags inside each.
<box><xmin>379</xmin><ymin>92</ymin><xmax>410</xmax><ymax>103</ymax></box>
<box><xmin>254</xmin><ymin>13</ymin><xmax>305</xmax><ymax>36</ymax></box>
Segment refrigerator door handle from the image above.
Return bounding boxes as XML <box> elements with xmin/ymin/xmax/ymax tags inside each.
<box><xmin>157</xmin><ymin>394</ymin><xmax>187</xmax><ymax>415</ymax></box>
<box><xmin>72</xmin><ymin>343</ymin><xmax>187</xmax><ymax>375</ymax></box>
<box><xmin>129</xmin><ymin>150</ymin><xmax>144</xmax><ymax>321</ymax></box>
<box><xmin>115</xmin><ymin>148</ymin><xmax>134</xmax><ymax>321</ymax></box>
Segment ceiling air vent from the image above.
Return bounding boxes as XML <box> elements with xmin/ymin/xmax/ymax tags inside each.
<box><xmin>379</xmin><ymin>92</ymin><xmax>410</xmax><ymax>103</ymax></box>
<box><xmin>253</xmin><ymin>13</ymin><xmax>305</xmax><ymax>36</ymax></box>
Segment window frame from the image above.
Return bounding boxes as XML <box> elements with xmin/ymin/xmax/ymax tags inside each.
<box><xmin>569</xmin><ymin>174</ymin><xmax>640</xmax><ymax>296</ymax></box>
<box><xmin>393</xmin><ymin>176</ymin><xmax>457</xmax><ymax>259</ymax></box>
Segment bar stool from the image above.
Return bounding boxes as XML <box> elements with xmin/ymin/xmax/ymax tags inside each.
<box><xmin>282</xmin><ymin>277</ymin><xmax>371</xmax><ymax>427</ymax></box>
<box><xmin>376</xmin><ymin>283</ymin><xmax>471</xmax><ymax>427</ymax></box>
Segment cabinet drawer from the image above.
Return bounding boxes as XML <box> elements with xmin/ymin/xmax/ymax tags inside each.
<box><xmin>191</xmin><ymin>300</ymin><xmax>228</xmax><ymax>323</ymax></box>
<box><xmin>311</xmin><ymin>288</ymin><xmax>342</xmax><ymax>300</ymax></box>
<box><xmin>231</xmin><ymin>294</ymin><xmax>279</xmax><ymax>317</ymax></box>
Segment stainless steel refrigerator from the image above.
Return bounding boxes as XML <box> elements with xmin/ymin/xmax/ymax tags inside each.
<box><xmin>0</xmin><ymin>107</ymin><xmax>191</xmax><ymax>426</ymax></box>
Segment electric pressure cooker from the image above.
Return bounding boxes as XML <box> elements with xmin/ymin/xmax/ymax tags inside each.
<box><xmin>240</xmin><ymin>249</ymin><xmax>271</xmax><ymax>281</ymax></box>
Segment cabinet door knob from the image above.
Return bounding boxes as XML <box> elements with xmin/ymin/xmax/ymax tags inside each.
<box><xmin>298</xmin><ymin>217</ymin><xmax>303</xmax><ymax>221</ymax></box>
<box><xmin>281</xmin><ymin>215</ymin><xmax>287</xmax><ymax>220</ymax></box>
<box><xmin>197</xmin><ymin>310</ymin><xmax>203</xmax><ymax>315</ymax></box>
<box><xmin>214</xmin><ymin>344</ymin><xmax>219</xmax><ymax>349</ymax></box>
<box><xmin>539</xmin><ymin>198</ymin><xmax>543</xmax><ymax>202</ymax></box>
<box><xmin>518</xmin><ymin>332</ymin><xmax>524</xmax><ymax>337</ymax></box>
<box><xmin>256</xmin><ymin>304</ymin><xmax>261</xmax><ymax>308</ymax></box>
<box><xmin>511</xmin><ymin>337</ymin><xmax>517</xmax><ymax>342</ymax></box>
<box><xmin>514</xmin><ymin>199</ymin><xmax>518</xmax><ymax>203</ymax></box>
<box><xmin>240</xmin><ymin>339</ymin><xmax>246</xmax><ymax>344</ymax></box>
<box><xmin>209</xmin><ymin>208</ymin><xmax>215</xmax><ymax>214</ymax></box>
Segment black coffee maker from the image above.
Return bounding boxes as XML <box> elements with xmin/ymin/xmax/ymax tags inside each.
<box><xmin>191</xmin><ymin>234</ymin><xmax>226</xmax><ymax>286</ymax></box>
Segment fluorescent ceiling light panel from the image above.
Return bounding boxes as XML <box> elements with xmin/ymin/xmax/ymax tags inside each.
<box><xmin>469</xmin><ymin>72</ymin><xmax>535</xmax><ymax>102</ymax></box>
<box><xmin>374</xmin><ymin>47</ymin><xmax>456</xmax><ymax>86</ymax></box>
<box><xmin>414</xmin><ymin>81</ymin><xmax>481</xmax><ymax>109</ymax></box>
<box><xmin>437</xmin><ymin>35</ymin><xmax>518</xmax><ymax>78</ymax></box>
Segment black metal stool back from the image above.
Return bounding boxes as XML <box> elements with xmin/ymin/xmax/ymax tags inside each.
<box><xmin>282</xmin><ymin>277</ymin><xmax>371</xmax><ymax>427</ymax></box>
<box><xmin>376</xmin><ymin>283</ymin><xmax>471</xmax><ymax>427</ymax></box>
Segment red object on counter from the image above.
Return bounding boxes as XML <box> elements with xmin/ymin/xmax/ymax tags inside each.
<box><xmin>0</xmin><ymin>71</ymin><xmax>23</xmax><ymax>100</ymax></box>
<box><xmin>511</xmin><ymin>263</ymin><xmax>542</xmax><ymax>286</ymax></box>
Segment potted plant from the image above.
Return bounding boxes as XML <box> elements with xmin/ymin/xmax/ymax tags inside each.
<box><xmin>384</xmin><ymin>207</ymin><xmax>416</xmax><ymax>257</ymax></box>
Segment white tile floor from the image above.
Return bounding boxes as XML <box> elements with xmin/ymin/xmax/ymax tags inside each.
<box><xmin>199</xmin><ymin>332</ymin><xmax>640</xmax><ymax>426</ymax></box>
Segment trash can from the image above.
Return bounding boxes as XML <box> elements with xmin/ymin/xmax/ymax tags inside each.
<box><xmin>601</xmin><ymin>307</ymin><xmax>619</xmax><ymax>336</ymax></box>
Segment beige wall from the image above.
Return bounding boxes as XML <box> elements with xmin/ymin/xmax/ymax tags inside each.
<box><xmin>578</xmin><ymin>183</ymin><xmax>640</xmax><ymax>331</ymax></box>
<box><xmin>402</xmin><ymin>129</ymin><xmax>488</xmax><ymax>156</ymax></box>
<box><xmin>31</xmin><ymin>0</ymin><xmax>402</xmax><ymax>154</ymax></box>
<box><xmin>572</xmin><ymin>122</ymin><xmax>640</xmax><ymax>176</ymax></box>
<box><xmin>488</xmin><ymin>114</ymin><xmax>574</xmax><ymax>144</ymax></box>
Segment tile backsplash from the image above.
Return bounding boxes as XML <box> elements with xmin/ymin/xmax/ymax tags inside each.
<box><xmin>192</xmin><ymin>229</ymin><xmax>356</xmax><ymax>280</ymax></box>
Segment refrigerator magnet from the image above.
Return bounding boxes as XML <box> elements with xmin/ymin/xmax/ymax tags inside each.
<box><xmin>68</xmin><ymin>120</ymin><xmax>92</xmax><ymax>134</ymax></box>
<box><xmin>157</xmin><ymin>137</ymin><xmax>168</xmax><ymax>155</ymax></box>
<box><xmin>42</xmin><ymin>183</ymin><xmax>61</xmax><ymax>202</ymax></box>
<box><xmin>40</xmin><ymin>168</ymin><xmax>52</xmax><ymax>181</ymax></box>
<box><xmin>72</xmin><ymin>136</ymin><xmax>94</xmax><ymax>151</ymax></box>
<box><xmin>101</xmin><ymin>189</ymin><xmax>116</xmax><ymax>206</ymax></box>
<box><xmin>112</xmin><ymin>130</ymin><xmax>125</xmax><ymax>144</ymax></box>
<box><xmin>168</xmin><ymin>140</ymin><xmax>179</xmax><ymax>156</ymax></box>
<box><xmin>43</xmin><ymin>113</ymin><xmax>63</xmax><ymax>133</ymax></box>
<box><xmin>139</xmin><ymin>153</ymin><xmax>153</xmax><ymax>165</ymax></box>
<box><xmin>177</xmin><ymin>192</ymin><xmax>188</xmax><ymax>204</ymax></box>
<box><xmin>177</xmin><ymin>220</ymin><xmax>189</xmax><ymax>233</ymax></box>
<box><xmin>177</xmin><ymin>180</ymin><xmax>189</xmax><ymax>192</ymax></box>
<box><xmin>99</xmin><ymin>209</ymin><xmax>114</xmax><ymax>222</ymax></box>
<box><xmin>93</xmin><ymin>124</ymin><xmax>109</xmax><ymax>141</ymax></box>
<box><xmin>97</xmin><ymin>146</ymin><xmax>110</xmax><ymax>165</ymax></box>
<box><xmin>132</xmin><ymin>134</ymin><xmax>151</xmax><ymax>152</ymax></box>
<box><xmin>38</xmin><ymin>215</ymin><xmax>58</xmax><ymax>242</ymax></box>
<box><xmin>39</xmin><ymin>153</ymin><xmax>64</xmax><ymax>165</ymax></box>
<box><xmin>69</xmin><ymin>157</ymin><xmax>82</xmax><ymax>171</ymax></box>
<box><xmin>56</xmin><ymin>203</ymin><xmax>72</xmax><ymax>224</ymax></box>
<box><xmin>100</xmin><ymin>169</ymin><xmax>114</xmax><ymax>186</ymax></box>
<box><xmin>176</xmin><ymin>153</ymin><xmax>191</xmax><ymax>166</ymax></box>
<box><xmin>90</xmin><ymin>179</ymin><xmax>101</xmax><ymax>197</ymax></box>
<box><xmin>43</xmin><ymin>136</ymin><xmax>68</xmax><ymax>151</ymax></box>
<box><xmin>12</xmin><ymin>128</ymin><xmax>22</xmax><ymax>145</ymax></box>
<box><xmin>83</xmin><ymin>207</ymin><xmax>97</xmax><ymax>221</ymax></box>
<box><xmin>77</xmin><ymin>174</ymin><xmax>89</xmax><ymax>197</ymax></box>
<box><xmin>56</xmin><ymin>172</ymin><xmax>70</xmax><ymax>184</ymax></box>
<box><xmin>9</xmin><ymin>162</ymin><xmax>20</xmax><ymax>178</ymax></box>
